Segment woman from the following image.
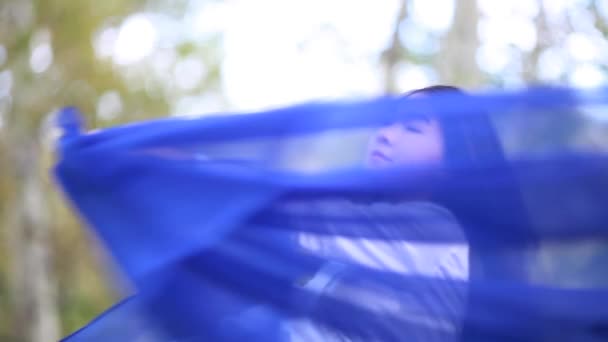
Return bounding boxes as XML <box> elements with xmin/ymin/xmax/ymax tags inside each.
<box><xmin>57</xmin><ymin>85</ymin><xmax>533</xmax><ymax>342</ymax></box>
<box><xmin>284</xmin><ymin>85</ymin><xmax>533</xmax><ymax>341</ymax></box>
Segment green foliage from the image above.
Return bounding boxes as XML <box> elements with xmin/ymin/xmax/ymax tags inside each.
<box><xmin>0</xmin><ymin>0</ymin><xmax>216</xmax><ymax>338</ymax></box>
<box><xmin>0</xmin><ymin>0</ymin><xmax>606</xmax><ymax>339</ymax></box>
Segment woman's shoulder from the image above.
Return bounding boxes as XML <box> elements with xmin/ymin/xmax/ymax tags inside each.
<box><xmin>274</xmin><ymin>197</ymin><xmax>454</xmax><ymax>216</ymax></box>
<box><xmin>366</xmin><ymin>200</ymin><xmax>466</xmax><ymax>242</ymax></box>
<box><xmin>370</xmin><ymin>200</ymin><xmax>456</xmax><ymax>219</ymax></box>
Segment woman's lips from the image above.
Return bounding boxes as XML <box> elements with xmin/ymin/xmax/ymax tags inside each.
<box><xmin>371</xmin><ymin>150</ymin><xmax>392</xmax><ymax>162</ymax></box>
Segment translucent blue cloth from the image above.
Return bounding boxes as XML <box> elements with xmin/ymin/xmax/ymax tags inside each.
<box><xmin>55</xmin><ymin>87</ymin><xmax>608</xmax><ymax>341</ymax></box>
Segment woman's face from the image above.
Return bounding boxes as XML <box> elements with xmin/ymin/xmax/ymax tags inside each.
<box><xmin>366</xmin><ymin>94</ymin><xmax>445</xmax><ymax>168</ymax></box>
<box><xmin>366</xmin><ymin>118</ymin><xmax>445</xmax><ymax>168</ymax></box>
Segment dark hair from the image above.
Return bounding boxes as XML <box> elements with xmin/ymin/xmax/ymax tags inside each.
<box><xmin>404</xmin><ymin>85</ymin><xmax>508</xmax><ymax>172</ymax></box>
<box><xmin>404</xmin><ymin>85</ymin><xmax>535</xmax><ymax>282</ymax></box>
<box><xmin>406</xmin><ymin>85</ymin><xmax>464</xmax><ymax>97</ymax></box>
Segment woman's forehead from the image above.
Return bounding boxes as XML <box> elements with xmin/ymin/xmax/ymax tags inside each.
<box><xmin>399</xmin><ymin>92</ymin><xmax>441</xmax><ymax>122</ymax></box>
<box><xmin>407</xmin><ymin>92</ymin><xmax>429</xmax><ymax>99</ymax></box>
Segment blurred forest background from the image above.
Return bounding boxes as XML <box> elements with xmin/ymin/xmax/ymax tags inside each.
<box><xmin>0</xmin><ymin>0</ymin><xmax>607</xmax><ymax>341</ymax></box>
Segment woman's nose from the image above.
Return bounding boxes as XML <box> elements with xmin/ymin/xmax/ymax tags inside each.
<box><xmin>375</xmin><ymin>124</ymin><xmax>400</xmax><ymax>145</ymax></box>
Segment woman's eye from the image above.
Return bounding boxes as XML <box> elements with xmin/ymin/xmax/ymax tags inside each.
<box><xmin>403</xmin><ymin>124</ymin><xmax>423</xmax><ymax>133</ymax></box>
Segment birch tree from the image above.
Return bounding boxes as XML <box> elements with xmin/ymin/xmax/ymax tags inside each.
<box><xmin>436</xmin><ymin>0</ymin><xmax>482</xmax><ymax>87</ymax></box>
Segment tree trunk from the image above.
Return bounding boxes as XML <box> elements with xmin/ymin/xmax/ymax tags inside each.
<box><xmin>436</xmin><ymin>0</ymin><xmax>482</xmax><ymax>87</ymax></box>
<box><xmin>6</xmin><ymin>137</ymin><xmax>59</xmax><ymax>342</ymax></box>
<box><xmin>523</xmin><ymin>3</ymin><xmax>549</xmax><ymax>83</ymax></box>
<box><xmin>591</xmin><ymin>0</ymin><xmax>608</xmax><ymax>37</ymax></box>
<box><xmin>381</xmin><ymin>0</ymin><xmax>409</xmax><ymax>94</ymax></box>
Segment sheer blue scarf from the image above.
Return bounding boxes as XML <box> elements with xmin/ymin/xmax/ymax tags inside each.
<box><xmin>55</xmin><ymin>87</ymin><xmax>608</xmax><ymax>341</ymax></box>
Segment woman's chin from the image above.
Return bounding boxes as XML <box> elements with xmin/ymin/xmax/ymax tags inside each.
<box><xmin>366</xmin><ymin>155</ymin><xmax>392</xmax><ymax>169</ymax></box>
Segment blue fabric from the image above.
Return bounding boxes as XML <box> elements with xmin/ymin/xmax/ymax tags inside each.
<box><xmin>54</xmin><ymin>87</ymin><xmax>608</xmax><ymax>341</ymax></box>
